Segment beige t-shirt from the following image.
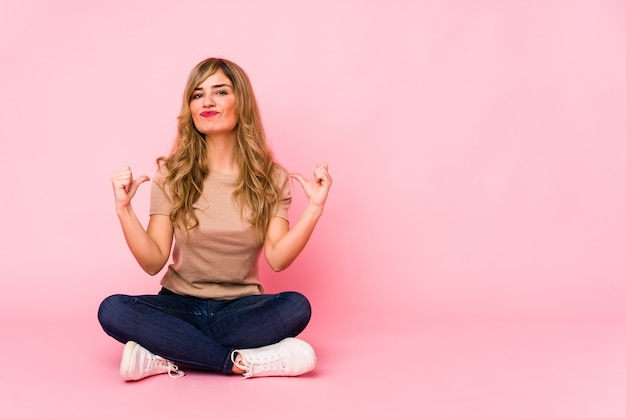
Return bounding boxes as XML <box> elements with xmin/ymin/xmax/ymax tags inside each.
<box><xmin>150</xmin><ymin>166</ymin><xmax>291</xmax><ymax>300</ymax></box>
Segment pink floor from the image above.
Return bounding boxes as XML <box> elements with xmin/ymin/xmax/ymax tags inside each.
<box><xmin>2</xmin><ymin>308</ymin><xmax>626</xmax><ymax>418</ymax></box>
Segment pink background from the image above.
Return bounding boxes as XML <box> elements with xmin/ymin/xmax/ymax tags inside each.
<box><xmin>2</xmin><ymin>0</ymin><xmax>626</xmax><ymax>416</ymax></box>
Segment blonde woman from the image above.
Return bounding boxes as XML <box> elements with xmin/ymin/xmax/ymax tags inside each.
<box><xmin>98</xmin><ymin>58</ymin><xmax>331</xmax><ymax>380</ymax></box>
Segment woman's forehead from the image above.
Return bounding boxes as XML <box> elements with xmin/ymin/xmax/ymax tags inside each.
<box><xmin>196</xmin><ymin>69</ymin><xmax>232</xmax><ymax>88</ymax></box>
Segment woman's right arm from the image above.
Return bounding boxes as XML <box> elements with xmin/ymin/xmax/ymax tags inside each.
<box><xmin>112</xmin><ymin>166</ymin><xmax>174</xmax><ymax>276</ymax></box>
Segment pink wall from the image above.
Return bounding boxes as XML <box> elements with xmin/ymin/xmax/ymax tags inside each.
<box><xmin>1</xmin><ymin>0</ymin><xmax>625</xmax><ymax>319</ymax></box>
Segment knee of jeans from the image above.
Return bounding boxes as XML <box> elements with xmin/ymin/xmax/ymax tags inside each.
<box><xmin>97</xmin><ymin>294</ymin><xmax>127</xmax><ymax>330</ymax></box>
<box><xmin>282</xmin><ymin>291</ymin><xmax>312</xmax><ymax>323</ymax></box>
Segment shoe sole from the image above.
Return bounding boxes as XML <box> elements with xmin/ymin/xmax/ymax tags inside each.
<box><xmin>120</xmin><ymin>341</ymin><xmax>138</xmax><ymax>381</ymax></box>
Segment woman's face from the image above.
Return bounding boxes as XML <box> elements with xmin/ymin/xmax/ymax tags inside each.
<box><xmin>190</xmin><ymin>69</ymin><xmax>237</xmax><ymax>137</ymax></box>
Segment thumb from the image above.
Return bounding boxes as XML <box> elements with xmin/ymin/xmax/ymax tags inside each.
<box><xmin>289</xmin><ymin>172</ymin><xmax>306</xmax><ymax>186</ymax></box>
<box><xmin>127</xmin><ymin>175</ymin><xmax>150</xmax><ymax>196</ymax></box>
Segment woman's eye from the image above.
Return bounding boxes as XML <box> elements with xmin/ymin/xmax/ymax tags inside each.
<box><xmin>216</xmin><ymin>90</ymin><xmax>228</xmax><ymax>96</ymax></box>
<box><xmin>192</xmin><ymin>93</ymin><xmax>203</xmax><ymax>100</ymax></box>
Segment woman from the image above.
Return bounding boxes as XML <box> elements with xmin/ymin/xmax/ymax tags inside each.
<box><xmin>98</xmin><ymin>58</ymin><xmax>332</xmax><ymax>381</ymax></box>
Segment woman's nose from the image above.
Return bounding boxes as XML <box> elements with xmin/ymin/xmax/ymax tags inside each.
<box><xmin>202</xmin><ymin>94</ymin><xmax>215</xmax><ymax>107</ymax></box>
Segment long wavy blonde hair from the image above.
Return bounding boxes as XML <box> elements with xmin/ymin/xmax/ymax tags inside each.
<box><xmin>158</xmin><ymin>58</ymin><xmax>283</xmax><ymax>241</ymax></box>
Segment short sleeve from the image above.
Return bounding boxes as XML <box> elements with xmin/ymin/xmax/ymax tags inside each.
<box><xmin>150</xmin><ymin>166</ymin><xmax>173</xmax><ymax>216</ymax></box>
<box><xmin>273</xmin><ymin>167</ymin><xmax>292</xmax><ymax>220</ymax></box>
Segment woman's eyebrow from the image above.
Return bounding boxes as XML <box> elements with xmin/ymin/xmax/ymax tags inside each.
<box><xmin>193</xmin><ymin>83</ymin><xmax>232</xmax><ymax>92</ymax></box>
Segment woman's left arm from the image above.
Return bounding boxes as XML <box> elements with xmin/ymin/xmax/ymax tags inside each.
<box><xmin>264</xmin><ymin>163</ymin><xmax>332</xmax><ymax>271</ymax></box>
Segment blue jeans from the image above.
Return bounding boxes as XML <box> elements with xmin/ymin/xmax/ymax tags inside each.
<box><xmin>97</xmin><ymin>288</ymin><xmax>312</xmax><ymax>374</ymax></box>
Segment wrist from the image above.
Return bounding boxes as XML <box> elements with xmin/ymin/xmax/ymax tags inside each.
<box><xmin>304</xmin><ymin>201</ymin><xmax>324</xmax><ymax>218</ymax></box>
<box><xmin>116</xmin><ymin>203</ymin><xmax>133</xmax><ymax>217</ymax></box>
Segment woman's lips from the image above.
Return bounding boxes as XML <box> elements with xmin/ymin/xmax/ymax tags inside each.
<box><xmin>200</xmin><ymin>111</ymin><xmax>219</xmax><ymax>117</ymax></box>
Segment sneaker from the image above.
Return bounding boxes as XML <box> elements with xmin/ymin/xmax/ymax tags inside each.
<box><xmin>231</xmin><ymin>337</ymin><xmax>316</xmax><ymax>378</ymax></box>
<box><xmin>120</xmin><ymin>341</ymin><xmax>185</xmax><ymax>381</ymax></box>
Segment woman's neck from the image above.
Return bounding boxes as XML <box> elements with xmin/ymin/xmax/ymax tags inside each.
<box><xmin>206</xmin><ymin>134</ymin><xmax>238</xmax><ymax>175</ymax></box>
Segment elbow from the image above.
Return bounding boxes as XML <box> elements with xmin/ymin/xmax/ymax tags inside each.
<box><xmin>270</xmin><ymin>264</ymin><xmax>284</xmax><ymax>273</ymax></box>
<box><xmin>141</xmin><ymin>261</ymin><xmax>166</xmax><ymax>276</ymax></box>
<box><xmin>267</xmin><ymin>259</ymin><xmax>291</xmax><ymax>272</ymax></box>
<box><xmin>136</xmin><ymin>257</ymin><xmax>169</xmax><ymax>276</ymax></box>
<box><xmin>264</xmin><ymin>246</ymin><xmax>295</xmax><ymax>272</ymax></box>
<box><xmin>268</xmin><ymin>261</ymin><xmax>283</xmax><ymax>272</ymax></box>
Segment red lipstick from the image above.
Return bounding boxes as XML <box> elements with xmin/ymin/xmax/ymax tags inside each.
<box><xmin>200</xmin><ymin>111</ymin><xmax>219</xmax><ymax>117</ymax></box>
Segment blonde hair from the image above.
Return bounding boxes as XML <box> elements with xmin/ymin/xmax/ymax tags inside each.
<box><xmin>158</xmin><ymin>58</ymin><xmax>283</xmax><ymax>241</ymax></box>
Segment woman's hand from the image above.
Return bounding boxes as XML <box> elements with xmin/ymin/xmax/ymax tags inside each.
<box><xmin>264</xmin><ymin>163</ymin><xmax>332</xmax><ymax>271</ymax></box>
<box><xmin>289</xmin><ymin>163</ymin><xmax>332</xmax><ymax>209</ymax></box>
<box><xmin>111</xmin><ymin>166</ymin><xmax>150</xmax><ymax>210</ymax></box>
<box><xmin>110</xmin><ymin>166</ymin><xmax>172</xmax><ymax>275</ymax></box>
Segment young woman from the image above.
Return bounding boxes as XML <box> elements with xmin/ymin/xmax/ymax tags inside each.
<box><xmin>98</xmin><ymin>58</ymin><xmax>331</xmax><ymax>381</ymax></box>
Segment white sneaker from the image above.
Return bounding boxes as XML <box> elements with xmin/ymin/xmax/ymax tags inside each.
<box><xmin>120</xmin><ymin>341</ymin><xmax>185</xmax><ymax>381</ymax></box>
<box><xmin>232</xmin><ymin>337</ymin><xmax>317</xmax><ymax>378</ymax></box>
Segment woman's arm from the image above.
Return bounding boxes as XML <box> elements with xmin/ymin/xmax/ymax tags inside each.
<box><xmin>263</xmin><ymin>163</ymin><xmax>332</xmax><ymax>271</ymax></box>
<box><xmin>112</xmin><ymin>166</ymin><xmax>174</xmax><ymax>275</ymax></box>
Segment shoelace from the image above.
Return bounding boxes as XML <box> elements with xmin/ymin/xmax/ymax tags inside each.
<box><xmin>233</xmin><ymin>352</ymin><xmax>285</xmax><ymax>378</ymax></box>
<box><xmin>166</xmin><ymin>364</ymin><xmax>185</xmax><ymax>379</ymax></box>
<box><xmin>151</xmin><ymin>357</ymin><xmax>186</xmax><ymax>379</ymax></box>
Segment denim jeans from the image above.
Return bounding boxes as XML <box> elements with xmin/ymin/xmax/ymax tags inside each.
<box><xmin>97</xmin><ymin>288</ymin><xmax>312</xmax><ymax>374</ymax></box>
